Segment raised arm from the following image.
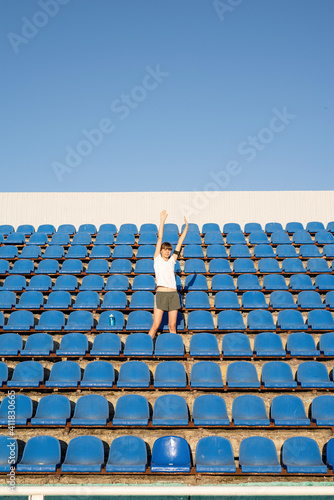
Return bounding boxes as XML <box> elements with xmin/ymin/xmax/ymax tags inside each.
<box><xmin>173</xmin><ymin>217</ymin><xmax>189</xmax><ymax>260</ymax></box>
<box><xmin>154</xmin><ymin>210</ymin><xmax>168</xmax><ymax>258</ymax></box>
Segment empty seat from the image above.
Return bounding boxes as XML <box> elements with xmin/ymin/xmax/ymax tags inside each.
<box><xmin>247</xmin><ymin>310</ymin><xmax>276</xmax><ymax>330</ymax></box>
<box><xmin>290</xmin><ymin>274</ymin><xmax>315</xmax><ymax>290</ymax></box>
<box><xmin>253</xmin><ymin>245</ymin><xmax>275</xmax><ymax>258</ymax></box>
<box><xmin>0</xmin><ymin>394</ymin><xmax>32</xmax><ymax>425</ymax></box>
<box><xmin>56</xmin><ymin>333</ymin><xmax>88</xmax><ymax>356</ymax></box>
<box><xmin>299</xmin><ymin>244</ymin><xmax>321</xmax><ymax>258</ymax></box>
<box><xmin>0</xmin><ymin>291</ymin><xmax>16</xmax><ymax>309</ymax></box>
<box><xmin>297</xmin><ymin>361</ymin><xmax>333</xmax><ymax>388</ymax></box>
<box><xmin>0</xmin><ymin>225</ymin><xmax>14</xmax><ymax>236</ymax></box>
<box><xmin>226</xmin><ymin>362</ymin><xmax>260</xmax><ymax>388</ymax></box>
<box><xmin>323</xmin><ymin>244</ymin><xmax>334</xmax><ymax>257</ymax></box>
<box><xmin>132</xmin><ymin>274</ymin><xmax>156</xmax><ymax>291</ymax></box>
<box><xmin>319</xmin><ymin>332</ymin><xmax>334</xmax><ymax>356</ymax></box>
<box><xmin>109</xmin><ymin>259</ymin><xmax>132</xmax><ymax>274</ymax></box>
<box><xmin>126</xmin><ymin>310</ymin><xmax>153</xmax><ymax>331</ymax></box>
<box><xmin>73</xmin><ymin>291</ymin><xmax>100</xmax><ymax>309</ymax></box>
<box><xmin>16</xmin><ymin>436</ymin><xmax>61</xmax><ymax>472</ymax></box>
<box><xmin>0</xmin><ymin>333</ymin><xmax>22</xmax><ymax>355</ymax></box>
<box><xmin>327</xmin><ymin>222</ymin><xmax>334</xmax><ymax>233</ymax></box>
<box><xmin>50</xmin><ymin>233</ymin><xmax>70</xmax><ymax>245</ymax></box>
<box><xmin>151</xmin><ymin>436</ymin><xmax>191</xmax><ymax>473</ymax></box>
<box><xmin>190</xmin><ymin>361</ymin><xmax>223</xmax><ymax>388</ymax></box>
<box><xmin>271</xmin><ymin>395</ymin><xmax>310</xmax><ymax>426</ymax></box>
<box><xmin>184</xmin><ymin>291</ymin><xmax>209</xmax><ymax>309</ymax></box>
<box><xmin>154</xmin><ymin>361</ymin><xmax>186</xmax><ymax>388</ymax></box>
<box><xmin>282</xmin><ymin>437</ymin><xmax>327</xmax><ymax>473</ymax></box>
<box><xmin>183</xmin><ymin>232</ymin><xmax>201</xmax><ymax>245</ymax></box>
<box><xmin>78</xmin><ymin>224</ymin><xmax>96</xmax><ymax>234</ymax></box>
<box><xmin>129</xmin><ymin>291</ymin><xmax>154</xmax><ymax>309</ymax></box>
<box><xmin>208</xmin><ymin>259</ymin><xmax>231</xmax><ymax>274</ymax></box>
<box><xmin>57</xmin><ymin>224</ymin><xmax>76</xmax><ymax>235</ymax></box>
<box><xmin>139</xmin><ymin>223</ymin><xmax>158</xmax><ymax>234</ymax></box>
<box><xmin>0</xmin><ymin>246</ymin><xmax>18</xmax><ymax>259</ymax></box>
<box><xmin>5</xmin><ymin>232</ymin><xmax>25</xmax><ymax>245</ymax></box>
<box><xmin>187</xmin><ymin>310</ymin><xmax>215</xmax><ymax>330</ymax></box>
<box><xmin>222</xmin><ymin>332</ymin><xmax>252</xmax><ymax>357</ymax></box>
<box><xmin>8</xmin><ymin>361</ymin><xmax>44</xmax><ymax>387</ymax></box>
<box><xmin>263</xmin><ymin>274</ymin><xmax>288</xmax><ymax>291</ymax></box>
<box><xmin>44</xmin><ymin>291</ymin><xmax>71</xmax><ymax>309</ymax></box>
<box><xmin>106</xmin><ymin>436</ymin><xmax>147</xmax><ymax>472</ymax></box>
<box><xmin>35</xmin><ymin>259</ymin><xmax>60</xmax><ymax>274</ymax></box>
<box><xmin>4</xmin><ymin>311</ymin><xmax>35</xmax><ymax>331</ymax></box>
<box><xmin>249</xmin><ymin>231</ymin><xmax>271</xmax><ymax>245</ymax></box>
<box><xmin>65</xmin><ymin>245</ymin><xmax>87</xmax><ymax>259</ymax></box>
<box><xmin>86</xmin><ymin>259</ymin><xmax>109</xmax><ymax>274</ymax></box>
<box><xmin>43</xmin><ymin>246</ymin><xmax>65</xmax><ymax>259</ymax></box>
<box><xmin>239</xmin><ymin>436</ymin><xmax>281</xmax><ymax>473</ymax></box>
<box><xmin>65</xmin><ymin>311</ymin><xmax>94</xmax><ymax>331</ymax></box>
<box><xmin>254</xmin><ymin>332</ymin><xmax>286</xmax><ymax>357</ymax></box>
<box><xmin>154</xmin><ymin>333</ymin><xmax>185</xmax><ymax>357</ymax></box>
<box><xmin>215</xmin><ymin>291</ymin><xmax>240</xmax><ymax>309</ymax></box>
<box><xmin>9</xmin><ymin>260</ymin><xmax>34</xmax><ymax>275</ymax></box>
<box><xmin>276</xmin><ymin>245</ymin><xmax>298</xmax><ymax>258</ymax></box>
<box><xmin>217</xmin><ymin>310</ymin><xmax>245</xmax><ymax>331</ymax></box>
<box><xmin>311</xmin><ymin>395</ymin><xmax>334</xmax><ymax>426</ymax></box>
<box><xmin>89</xmin><ymin>245</ymin><xmax>111</xmax><ymax>259</ymax></box>
<box><xmin>60</xmin><ymin>259</ymin><xmax>83</xmax><ymax>274</ymax></box>
<box><xmin>226</xmin><ymin>231</ymin><xmax>246</xmax><ymax>245</ymax></box>
<box><xmin>21</xmin><ymin>245</ymin><xmax>42</xmax><ymax>259</ymax></box>
<box><xmin>153</xmin><ymin>394</ymin><xmax>188</xmax><ymax>426</ymax></box>
<box><xmin>98</xmin><ymin>223</ymin><xmax>117</xmax><ymax>234</ymax></box>
<box><xmin>184</xmin><ymin>274</ymin><xmax>208</xmax><ymax>291</ymax></box>
<box><xmin>261</xmin><ymin>361</ymin><xmax>297</xmax><ymax>388</ymax></box>
<box><xmin>1</xmin><ymin>275</ymin><xmax>26</xmax><ymax>291</ymax></box>
<box><xmin>242</xmin><ymin>291</ymin><xmax>268</xmax><ymax>309</ymax></box>
<box><xmin>233</xmin><ymin>259</ymin><xmax>256</xmax><ymax>274</ymax></box>
<box><xmin>211</xmin><ymin>274</ymin><xmax>235</xmax><ymax>291</ymax></box>
<box><xmin>105</xmin><ymin>275</ymin><xmax>129</xmax><ymax>291</ymax></box>
<box><xmin>61</xmin><ymin>436</ymin><xmax>104</xmax><ymax>473</ymax></box>
<box><xmin>282</xmin><ymin>258</ymin><xmax>305</xmax><ymax>273</ymax></box>
<box><xmin>35</xmin><ymin>311</ymin><xmax>65</xmax><ymax>331</ymax></box>
<box><xmin>79</xmin><ymin>275</ymin><xmax>105</xmax><ymax>291</ymax></box>
<box><xmin>71</xmin><ymin>233</ymin><xmax>92</xmax><ymax>245</ymax></box>
<box><xmin>96</xmin><ymin>310</ymin><xmax>125</xmax><ymax>331</ymax></box>
<box><xmin>112</xmin><ymin>245</ymin><xmax>133</xmax><ymax>259</ymax></box>
<box><xmin>94</xmin><ymin>232</ymin><xmax>114</xmax><ymax>245</ymax></box>
<box><xmin>117</xmin><ymin>361</ymin><xmax>150</xmax><ymax>388</ymax></box>
<box><xmin>223</xmin><ymin>223</ymin><xmax>241</xmax><ymax>233</ymax></box>
<box><xmin>0</xmin><ymin>362</ymin><xmax>8</xmax><ymax>386</ymax></box>
<box><xmin>90</xmin><ymin>333</ymin><xmax>121</xmax><ymax>356</ymax></box>
<box><xmin>136</xmin><ymin>245</ymin><xmax>155</xmax><ymax>258</ymax></box>
<box><xmin>189</xmin><ymin>333</ymin><xmax>219</xmax><ymax>357</ymax></box>
<box><xmin>270</xmin><ymin>231</ymin><xmax>291</xmax><ymax>244</ymax></box>
<box><xmin>206</xmin><ymin>244</ymin><xmax>228</xmax><ymax>258</ymax></box>
<box><xmin>292</xmin><ymin>230</ymin><xmax>313</xmax><ymax>245</ymax></box>
<box><xmin>81</xmin><ymin>361</ymin><xmax>115</xmax><ymax>388</ymax></box>
<box><xmin>0</xmin><ymin>436</ymin><xmax>17</xmax><ymax>472</ymax></box>
<box><xmin>237</xmin><ymin>274</ymin><xmax>262</xmax><ymax>291</ymax></box>
<box><xmin>307</xmin><ymin>310</ymin><xmax>334</xmax><ymax>330</ymax></box>
<box><xmin>192</xmin><ymin>394</ymin><xmax>229</xmax><ymax>426</ymax></box>
<box><xmin>115</xmin><ymin>233</ymin><xmax>135</xmax><ymax>245</ymax></box>
<box><xmin>16</xmin><ymin>291</ymin><xmax>43</xmax><ymax>309</ymax></box>
<box><xmin>17</xmin><ymin>225</ymin><xmax>34</xmax><ymax>235</ymax></box>
<box><xmin>123</xmin><ymin>333</ymin><xmax>153</xmax><ymax>356</ymax></box>
<box><xmin>46</xmin><ymin>361</ymin><xmax>81</xmax><ymax>388</ymax></box>
<box><xmin>204</xmin><ymin>232</ymin><xmax>224</xmax><ymax>245</ymax></box>
<box><xmin>229</xmin><ymin>245</ymin><xmax>251</xmax><ymax>258</ymax></box>
<box><xmin>101</xmin><ymin>291</ymin><xmax>128</xmax><ymax>310</ymax></box>
<box><xmin>315</xmin><ymin>275</ymin><xmax>334</xmax><ymax>291</ymax></box>
<box><xmin>244</xmin><ymin>222</ymin><xmax>262</xmax><ymax>233</ymax></box>
<box><xmin>71</xmin><ymin>394</ymin><xmax>109</xmax><ymax>426</ymax></box>
<box><xmin>232</xmin><ymin>395</ymin><xmax>269</xmax><ymax>425</ymax></box>
<box><xmin>286</xmin><ymin>332</ymin><xmax>319</xmax><ymax>356</ymax></box>
<box><xmin>202</xmin><ymin>223</ymin><xmax>221</xmax><ymax>234</ymax></box>
<box><xmin>113</xmin><ymin>394</ymin><xmax>149</xmax><ymax>426</ymax></box>
<box><xmin>297</xmin><ymin>291</ymin><xmax>325</xmax><ymax>309</ymax></box>
<box><xmin>134</xmin><ymin>259</ymin><xmax>155</xmax><ymax>274</ymax></box>
<box><xmin>52</xmin><ymin>275</ymin><xmax>78</xmax><ymax>291</ymax></box>
<box><xmin>270</xmin><ymin>290</ymin><xmax>296</xmax><ymax>309</ymax></box>
<box><xmin>26</xmin><ymin>275</ymin><xmax>52</xmax><ymax>291</ymax></box>
<box><xmin>307</xmin><ymin>258</ymin><xmax>331</xmax><ymax>273</ymax></box>
<box><xmin>195</xmin><ymin>436</ymin><xmax>236</xmax><ymax>473</ymax></box>
<box><xmin>0</xmin><ymin>261</ymin><xmax>9</xmax><ymax>274</ymax></box>
<box><xmin>315</xmin><ymin>230</ymin><xmax>334</xmax><ymax>244</ymax></box>
<box><xmin>183</xmin><ymin>245</ymin><xmax>204</xmax><ymax>258</ymax></box>
<box><xmin>286</xmin><ymin>222</ymin><xmax>304</xmax><ymax>233</ymax></box>
<box><xmin>184</xmin><ymin>259</ymin><xmax>206</xmax><ymax>274</ymax></box>
<box><xmin>21</xmin><ymin>333</ymin><xmax>53</xmax><ymax>356</ymax></box>
<box><xmin>258</xmin><ymin>258</ymin><xmax>281</xmax><ymax>274</ymax></box>
<box><xmin>277</xmin><ymin>310</ymin><xmax>307</xmax><ymax>330</ymax></box>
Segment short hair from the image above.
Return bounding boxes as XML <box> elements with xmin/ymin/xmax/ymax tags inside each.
<box><xmin>161</xmin><ymin>241</ymin><xmax>172</xmax><ymax>250</ymax></box>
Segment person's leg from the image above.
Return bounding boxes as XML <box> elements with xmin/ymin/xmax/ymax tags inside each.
<box><xmin>148</xmin><ymin>308</ymin><xmax>164</xmax><ymax>339</ymax></box>
<box><xmin>168</xmin><ymin>309</ymin><xmax>178</xmax><ymax>333</ymax></box>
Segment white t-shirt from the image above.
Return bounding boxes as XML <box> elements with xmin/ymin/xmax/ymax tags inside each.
<box><xmin>154</xmin><ymin>254</ymin><xmax>176</xmax><ymax>289</ymax></box>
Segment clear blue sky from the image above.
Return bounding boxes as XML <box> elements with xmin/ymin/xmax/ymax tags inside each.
<box><xmin>1</xmin><ymin>0</ymin><xmax>333</xmax><ymax>192</ymax></box>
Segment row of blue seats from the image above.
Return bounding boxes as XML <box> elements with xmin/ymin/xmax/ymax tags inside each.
<box><xmin>1</xmin><ymin>309</ymin><xmax>334</xmax><ymax>332</ymax></box>
<box><xmin>2</xmin><ymin>331</ymin><xmax>334</xmax><ymax>358</ymax></box>
<box><xmin>1</xmin><ymin>393</ymin><xmax>334</xmax><ymax>427</ymax></box>
<box><xmin>1</xmin><ymin>257</ymin><xmax>334</xmax><ymax>275</ymax></box>
<box><xmin>2</xmin><ymin>230</ymin><xmax>334</xmax><ymax>247</ymax></box>
<box><xmin>1</xmin><ymin>433</ymin><xmax>333</xmax><ymax>474</ymax></box>
<box><xmin>1</xmin><ymin>290</ymin><xmax>334</xmax><ymax>311</ymax></box>
<box><xmin>1</xmin><ymin>273</ymin><xmax>334</xmax><ymax>292</ymax></box>
<box><xmin>0</xmin><ymin>359</ymin><xmax>334</xmax><ymax>388</ymax></box>
<box><xmin>2</xmin><ymin>221</ymin><xmax>333</xmax><ymax>236</ymax></box>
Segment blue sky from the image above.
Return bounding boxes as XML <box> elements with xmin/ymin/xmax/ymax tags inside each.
<box><xmin>1</xmin><ymin>0</ymin><xmax>333</xmax><ymax>192</ymax></box>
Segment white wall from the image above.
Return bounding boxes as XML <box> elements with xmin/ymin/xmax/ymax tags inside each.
<box><xmin>0</xmin><ymin>191</ymin><xmax>333</xmax><ymax>230</ymax></box>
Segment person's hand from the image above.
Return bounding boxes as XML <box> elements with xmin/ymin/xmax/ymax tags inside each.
<box><xmin>184</xmin><ymin>216</ymin><xmax>189</xmax><ymax>227</ymax></box>
<box><xmin>160</xmin><ymin>210</ymin><xmax>168</xmax><ymax>222</ymax></box>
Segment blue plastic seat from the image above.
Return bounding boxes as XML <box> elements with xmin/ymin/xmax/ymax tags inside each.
<box><xmin>106</xmin><ymin>436</ymin><xmax>147</xmax><ymax>473</ymax></box>
<box><xmin>327</xmin><ymin>222</ymin><xmax>334</xmax><ymax>233</ymax></box>
<box><xmin>71</xmin><ymin>394</ymin><xmax>109</xmax><ymax>426</ymax></box>
<box><xmin>0</xmin><ymin>394</ymin><xmax>32</xmax><ymax>425</ymax></box>
<box><xmin>153</xmin><ymin>394</ymin><xmax>188</xmax><ymax>426</ymax></box>
<box><xmin>237</xmin><ymin>274</ymin><xmax>262</xmax><ymax>291</ymax></box>
<box><xmin>217</xmin><ymin>310</ymin><xmax>245</xmax><ymax>331</ymax></box>
<box><xmin>90</xmin><ymin>333</ymin><xmax>121</xmax><ymax>356</ymax></box>
<box><xmin>299</xmin><ymin>244</ymin><xmax>321</xmax><ymax>258</ymax></box>
<box><xmin>9</xmin><ymin>260</ymin><xmax>34</xmax><ymax>275</ymax></box>
<box><xmin>286</xmin><ymin>222</ymin><xmax>304</xmax><ymax>233</ymax></box>
<box><xmin>208</xmin><ymin>259</ymin><xmax>231</xmax><ymax>274</ymax></box>
<box><xmin>206</xmin><ymin>245</ymin><xmax>228</xmax><ymax>258</ymax></box>
<box><xmin>126</xmin><ymin>310</ymin><xmax>153</xmax><ymax>331</ymax></box>
<box><xmin>211</xmin><ymin>274</ymin><xmax>235</xmax><ymax>291</ymax></box>
<box><xmin>271</xmin><ymin>395</ymin><xmax>310</xmax><ymax>426</ymax></box>
<box><xmin>114</xmin><ymin>232</ymin><xmax>135</xmax><ymax>246</ymax></box>
<box><xmin>57</xmin><ymin>224</ymin><xmax>76</xmax><ymax>235</ymax></box>
<box><xmin>262</xmin><ymin>274</ymin><xmax>288</xmax><ymax>291</ymax></box>
<box><xmin>136</xmin><ymin>245</ymin><xmax>155</xmax><ymax>258</ymax></box>
<box><xmin>21</xmin><ymin>333</ymin><xmax>53</xmax><ymax>356</ymax></box>
<box><xmin>132</xmin><ymin>275</ymin><xmax>155</xmax><ymax>291</ymax></box>
<box><xmin>223</xmin><ymin>223</ymin><xmax>241</xmax><ymax>233</ymax></box>
<box><xmin>81</xmin><ymin>361</ymin><xmax>115</xmax><ymax>387</ymax></box>
<box><xmin>192</xmin><ymin>395</ymin><xmax>229</xmax><ymax>426</ymax></box>
<box><xmin>232</xmin><ymin>395</ymin><xmax>269</xmax><ymax>425</ymax></box>
<box><xmin>187</xmin><ymin>311</ymin><xmax>215</xmax><ymax>330</ymax></box>
<box><xmin>112</xmin><ymin>245</ymin><xmax>133</xmax><ymax>259</ymax></box>
<box><xmin>226</xmin><ymin>231</ymin><xmax>246</xmax><ymax>245</ymax></box>
<box><xmin>222</xmin><ymin>332</ymin><xmax>252</xmax><ymax>357</ymax></box>
<box><xmin>61</xmin><ymin>436</ymin><xmax>104</xmax><ymax>473</ymax></box>
<box><xmin>202</xmin><ymin>223</ymin><xmax>221</xmax><ymax>234</ymax></box>
<box><xmin>286</xmin><ymin>332</ymin><xmax>319</xmax><ymax>356</ymax></box>
<box><xmin>16</xmin><ymin>291</ymin><xmax>43</xmax><ymax>309</ymax></box>
<box><xmin>0</xmin><ymin>436</ymin><xmax>17</xmax><ymax>472</ymax></box>
<box><xmin>282</xmin><ymin>258</ymin><xmax>306</xmax><ymax>273</ymax></box>
<box><xmin>60</xmin><ymin>259</ymin><xmax>83</xmax><ymax>274</ymax></box>
<box><xmin>258</xmin><ymin>258</ymin><xmax>281</xmax><ymax>274</ymax></box>
<box><xmin>117</xmin><ymin>361</ymin><xmax>150</xmax><ymax>388</ymax></box>
<box><xmin>17</xmin><ymin>436</ymin><xmax>61</xmax><ymax>472</ymax></box>
<box><xmin>297</xmin><ymin>361</ymin><xmax>333</xmax><ymax>388</ymax></box>
<box><xmin>123</xmin><ymin>333</ymin><xmax>153</xmax><ymax>356</ymax></box>
<box><xmin>195</xmin><ymin>437</ymin><xmax>235</xmax><ymax>473</ymax></box>
<box><xmin>78</xmin><ymin>224</ymin><xmax>96</xmax><ymax>234</ymax></box>
<box><xmin>226</xmin><ymin>362</ymin><xmax>260</xmax><ymax>388</ymax></box>
<box><xmin>0</xmin><ymin>291</ymin><xmax>16</xmax><ymax>309</ymax></box>
<box><xmin>119</xmin><ymin>223</ymin><xmax>137</xmax><ymax>234</ymax></box>
<box><xmin>249</xmin><ymin>231</ymin><xmax>271</xmax><ymax>245</ymax></box>
<box><xmin>185</xmin><ymin>291</ymin><xmax>210</xmax><ymax>309</ymax></box>
<box><xmin>276</xmin><ymin>245</ymin><xmax>298</xmax><ymax>258</ymax></box>
<box><xmin>71</xmin><ymin>233</ymin><xmax>92</xmax><ymax>245</ymax></box>
<box><xmin>261</xmin><ymin>361</ymin><xmax>296</xmax><ymax>388</ymax></box>
<box><xmin>253</xmin><ymin>245</ymin><xmax>275</xmax><ymax>258</ymax></box>
<box><xmin>239</xmin><ymin>436</ymin><xmax>281</xmax><ymax>473</ymax></box>
<box><xmin>151</xmin><ymin>436</ymin><xmax>191</xmax><ymax>473</ymax></box>
<box><xmin>1</xmin><ymin>275</ymin><xmax>26</xmax><ymax>291</ymax></box>
<box><xmin>4</xmin><ymin>310</ymin><xmax>35</xmax><ymax>331</ymax></box>
<box><xmin>99</xmin><ymin>223</ymin><xmax>117</xmax><ymax>234</ymax></box>
<box><xmin>0</xmin><ymin>333</ymin><xmax>22</xmax><ymax>355</ymax></box>
<box><xmin>43</xmin><ymin>246</ymin><xmax>65</xmax><ymax>259</ymax></box>
<box><xmin>56</xmin><ymin>333</ymin><xmax>88</xmax><ymax>356</ymax></box>
<box><xmin>184</xmin><ymin>259</ymin><xmax>206</xmax><ymax>274</ymax></box>
<box><xmin>0</xmin><ymin>362</ymin><xmax>8</xmax><ymax>386</ymax></box>
<box><xmin>101</xmin><ymin>291</ymin><xmax>127</xmax><ymax>309</ymax></box>
<box><xmin>65</xmin><ymin>245</ymin><xmax>88</xmax><ymax>259</ymax></box>
<box><xmin>154</xmin><ymin>361</ymin><xmax>186</xmax><ymax>388</ymax></box>
<box><xmin>183</xmin><ymin>232</ymin><xmax>201</xmax><ymax>245</ymax></box>
<box><xmin>325</xmin><ymin>291</ymin><xmax>334</xmax><ymax>308</ymax></box>
<box><xmin>154</xmin><ymin>333</ymin><xmax>184</xmax><ymax>357</ymax></box>
<box><xmin>17</xmin><ymin>224</ymin><xmax>34</xmax><ymax>236</ymax></box>
<box><xmin>139</xmin><ymin>223</ymin><xmax>158</xmax><ymax>234</ymax></box>
<box><xmin>8</xmin><ymin>361</ymin><xmax>44</xmax><ymax>387</ymax></box>
<box><xmin>94</xmin><ymin>232</ymin><xmax>115</xmax><ymax>245</ymax></box>
<box><xmin>21</xmin><ymin>247</ymin><xmax>43</xmax><ymax>261</ymax></box>
<box><xmin>73</xmin><ymin>291</ymin><xmax>100</xmax><ymax>309</ymax></box>
<box><xmin>46</xmin><ymin>360</ymin><xmax>81</xmax><ymax>387</ymax></box>
<box><xmin>244</xmin><ymin>222</ymin><xmax>262</xmax><ymax>234</ymax></box>
<box><xmin>44</xmin><ymin>291</ymin><xmax>71</xmax><ymax>310</ymax></box>
<box><xmin>242</xmin><ymin>291</ymin><xmax>268</xmax><ymax>309</ymax></box>
<box><xmin>292</xmin><ymin>230</ymin><xmax>313</xmax><ymax>245</ymax></box>
<box><xmin>130</xmin><ymin>291</ymin><xmax>154</xmax><ymax>309</ymax></box>
<box><xmin>0</xmin><ymin>225</ymin><xmax>14</xmax><ymax>236</ymax></box>
<box><xmin>315</xmin><ymin>275</ymin><xmax>334</xmax><ymax>291</ymax></box>
<box><xmin>26</xmin><ymin>275</ymin><xmax>52</xmax><ymax>291</ymax></box>
<box><xmin>113</xmin><ymin>395</ymin><xmax>149</xmax><ymax>426</ymax></box>
<box><xmin>297</xmin><ymin>290</ymin><xmax>325</xmax><ymax>309</ymax></box>
<box><xmin>269</xmin><ymin>291</ymin><xmax>297</xmax><ymax>309</ymax></box>
<box><xmin>214</xmin><ymin>291</ymin><xmax>240</xmax><ymax>309</ymax></box>
<box><xmin>0</xmin><ymin>245</ymin><xmax>18</xmax><ymax>259</ymax></box>
<box><xmin>5</xmin><ymin>232</ymin><xmax>26</xmax><ymax>245</ymax></box>
<box><xmin>162</xmin><ymin>231</ymin><xmax>179</xmax><ymax>244</ymax></box>
<box><xmin>247</xmin><ymin>310</ymin><xmax>276</xmax><ymax>330</ymax></box>
<box><xmin>89</xmin><ymin>245</ymin><xmax>111</xmax><ymax>259</ymax></box>
<box><xmin>65</xmin><ymin>311</ymin><xmax>94</xmax><ymax>331</ymax></box>
<box><xmin>183</xmin><ymin>245</ymin><xmax>204</xmax><ymax>258</ymax></box>
<box><xmin>105</xmin><ymin>275</ymin><xmax>129</xmax><ymax>291</ymax></box>
<box><xmin>35</xmin><ymin>311</ymin><xmax>65</xmax><ymax>331</ymax></box>
<box><xmin>323</xmin><ymin>244</ymin><xmax>334</xmax><ymax>257</ymax></box>
<box><xmin>307</xmin><ymin>310</ymin><xmax>334</xmax><ymax>330</ymax></box>
<box><xmin>229</xmin><ymin>245</ymin><xmax>251</xmax><ymax>259</ymax></box>
<box><xmin>183</xmin><ymin>274</ymin><xmax>208</xmax><ymax>292</ymax></box>
<box><xmin>110</xmin><ymin>259</ymin><xmax>132</xmax><ymax>274</ymax></box>
<box><xmin>270</xmin><ymin>231</ymin><xmax>291</xmax><ymax>245</ymax></box>
<box><xmin>0</xmin><ymin>260</ymin><xmax>10</xmax><ymax>274</ymax></box>
<box><xmin>96</xmin><ymin>311</ymin><xmax>125</xmax><ymax>331</ymax></box>
<box><xmin>277</xmin><ymin>309</ymin><xmax>307</xmax><ymax>330</ymax></box>
<box><xmin>233</xmin><ymin>258</ymin><xmax>256</xmax><ymax>274</ymax></box>
<box><xmin>189</xmin><ymin>333</ymin><xmax>220</xmax><ymax>357</ymax></box>
<box><xmin>282</xmin><ymin>437</ymin><xmax>327</xmax><ymax>473</ymax></box>
<box><xmin>79</xmin><ymin>275</ymin><xmax>105</xmax><ymax>291</ymax></box>
<box><xmin>315</xmin><ymin>230</ymin><xmax>334</xmax><ymax>244</ymax></box>
<box><xmin>86</xmin><ymin>259</ymin><xmax>109</xmax><ymax>274</ymax></box>
<box><xmin>204</xmin><ymin>232</ymin><xmax>224</xmax><ymax>245</ymax></box>
<box><xmin>254</xmin><ymin>332</ymin><xmax>286</xmax><ymax>357</ymax></box>
<box><xmin>319</xmin><ymin>332</ymin><xmax>334</xmax><ymax>356</ymax></box>
<box><xmin>307</xmin><ymin>258</ymin><xmax>331</xmax><ymax>273</ymax></box>
<box><xmin>50</xmin><ymin>233</ymin><xmax>70</xmax><ymax>245</ymax></box>
<box><xmin>290</xmin><ymin>274</ymin><xmax>315</xmax><ymax>290</ymax></box>
<box><xmin>52</xmin><ymin>275</ymin><xmax>78</xmax><ymax>291</ymax></box>
<box><xmin>311</xmin><ymin>395</ymin><xmax>334</xmax><ymax>426</ymax></box>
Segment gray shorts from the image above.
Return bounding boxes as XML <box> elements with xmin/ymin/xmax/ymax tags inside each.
<box><xmin>155</xmin><ymin>291</ymin><xmax>181</xmax><ymax>311</ymax></box>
